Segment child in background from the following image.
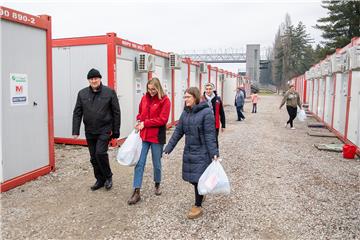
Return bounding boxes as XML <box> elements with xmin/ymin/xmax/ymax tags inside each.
<box><xmin>251</xmin><ymin>91</ymin><xmax>259</xmax><ymax>113</ymax></box>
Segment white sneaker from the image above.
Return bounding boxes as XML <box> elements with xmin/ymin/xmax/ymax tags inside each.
<box><xmin>291</xmin><ymin>127</ymin><xmax>296</xmax><ymax>130</ymax></box>
<box><xmin>284</xmin><ymin>123</ymin><xmax>288</xmax><ymax>128</ymax></box>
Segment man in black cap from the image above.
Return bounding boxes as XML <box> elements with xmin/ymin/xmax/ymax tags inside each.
<box><xmin>72</xmin><ymin>68</ymin><xmax>121</xmax><ymax>191</ymax></box>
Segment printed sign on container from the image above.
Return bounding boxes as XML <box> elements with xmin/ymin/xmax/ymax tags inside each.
<box><xmin>10</xmin><ymin>73</ymin><xmax>28</xmax><ymax>106</ymax></box>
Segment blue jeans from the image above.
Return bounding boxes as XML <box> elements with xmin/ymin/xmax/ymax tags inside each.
<box><xmin>133</xmin><ymin>141</ymin><xmax>163</xmax><ymax>189</ymax></box>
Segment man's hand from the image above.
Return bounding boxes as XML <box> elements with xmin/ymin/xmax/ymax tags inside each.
<box><xmin>111</xmin><ymin>132</ymin><xmax>120</xmax><ymax>139</ymax></box>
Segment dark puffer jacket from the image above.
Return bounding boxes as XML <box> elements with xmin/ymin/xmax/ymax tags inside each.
<box><xmin>164</xmin><ymin>102</ymin><xmax>219</xmax><ymax>183</ymax></box>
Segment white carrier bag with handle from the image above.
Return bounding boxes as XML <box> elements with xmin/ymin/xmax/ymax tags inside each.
<box><xmin>116</xmin><ymin>130</ymin><xmax>142</xmax><ymax>166</ymax></box>
<box><xmin>198</xmin><ymin>159</ymin><xmax>230</xmax><ymax>195</ymax></box>
<box><xmin>297</xmin><ymin>107</ymin><xmax>307</xmax><ymax>122</ymax></box>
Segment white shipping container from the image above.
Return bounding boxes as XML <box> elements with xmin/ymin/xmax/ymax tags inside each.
<box><xmin>0</xmin><ymin>6</ymin><xmax>54</xmax><ymax>192</ymax></box>
<box><xmin>347</xmin><ymin>71</ymin><xmax>360</xmax><ymax>146</ymax></box>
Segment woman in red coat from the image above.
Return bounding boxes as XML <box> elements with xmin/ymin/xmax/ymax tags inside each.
<box><xmin>128</xmin><ymin>78</ymin><xmax>171</xmax><ymax>205</ymax></box>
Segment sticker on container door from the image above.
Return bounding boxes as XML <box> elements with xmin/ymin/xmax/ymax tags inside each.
<box><xmin>135</xmin><ymin>79</ymin><xmax>142</xmax><ymax>93</ymax></box>
<box><xmin>163</xmin><ymin>80</ymin><xmax>168</xmax><ymax>94</ymax></box>
<box><xmin>10</xmin><ymin>73</ymin><xmax>28</xmax><ymax>106</ymax></box>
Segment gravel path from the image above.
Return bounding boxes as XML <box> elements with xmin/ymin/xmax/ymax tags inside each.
<box><xmin>1</xmin><ymin>95</ymin><xmax>359</xmax><ymax>240</ymax></box>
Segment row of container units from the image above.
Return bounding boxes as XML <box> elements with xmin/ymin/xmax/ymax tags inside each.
<box><xmin>0</xmin><ymin>6</ymin><xmax>55</xmax><ymax>192</ymax></box>
<box><xmin>292</xmin><ymin>37</ymin><xmax>360</xmax><ymax>155</ymax></box>
<box><xmin>52</xmin><ymin>33</ymin><xmax>247</xmax><ymax>145</ymax></box>
<box><xmin>1</xmin><ymin>6</ymin><xmax>249</xmax><ymax>192</ymax></box>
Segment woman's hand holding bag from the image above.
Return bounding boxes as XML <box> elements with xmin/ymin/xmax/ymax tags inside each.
<box><xmin>198</xmin><ymin>158</ymin><xmax>230</xmax><ymax>195</ymax></box>
<box><xmin>116</xmin><ymin>130</ymin><xmax>142</xmax><ymax>166</ymax></box>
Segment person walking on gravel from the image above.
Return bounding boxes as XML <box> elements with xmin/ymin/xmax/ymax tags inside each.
<box><xmin>240</xmin><ymin>86</ymin><xmax>246</xmax><ymax>112</ymax></box>
<box><xmin>127</xmin><ymin>78</ymin><xmax>171</xmax><ymax>205</ymax></box>
<box><xmin>250</xmin><ymin>91</ymin><xmax>259</xmax><ymax>113</ymax></box>
<box><xmin>72</xmin><ymin>68</ymin><xmax>121</xmax><ymax>191</ymax></box>
<box><xmin>234</xmin><ymin>87</ymin><xmax>245</xmax><ymax>121</ymax></box>
<box><xmin>164</xmin><ymin>87</ymin><xmax>219</xmax><ymax>219</ymax></box>
<box><xmin>202</xmin><ymin>83</ymin><xmax>226</xmax><ymax>148</ymax></box>
<box><xmin>279</xmin><ymin>84</ymin><xmax>302</xmax><ymax>130</ymax></box>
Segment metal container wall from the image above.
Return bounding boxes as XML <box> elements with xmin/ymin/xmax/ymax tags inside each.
<box><xmin>0</xmin><ymin>50</ymin><xmax>2</xmax><ymax>183</ymax></box>
<box><xmin>210</xmin><ymin>69</ymin><xmax>216</xmax><ymax>87</ymax></box>
<box><xmin>195</xmin><ymin>66</ymin><xmax>200</xmax><ymax>90</ymax></box>
<box><xmin>115</xmin><ymin>47</ymin><xmax>148</xmax><ymax>138</ymax></box>
<box><xmin>189</xmin><ymin>64</ymin><xmax>197</xmax><ymax>87</ymax></box>
<box><xmin>333</xmin><ymin>73</ymin><xmax>347</xmax><ymax>135</ymax></box>
<box><xmin>223</xmin><ymin>75</ymin><xmax>237</xmax><ymax>106</ymax></box>
<box><xmin>308</xmin><ymin>80</ymin><xmax>314</xmax><ymax>112</ymax></box>
<box><xmin>174</xmin><ymin>66</ymin><xmax>186</xmax><ymax>120</ymax></box>
<box><xmin>306</xmin><ymin>80</ymin><xmax>311</xmax><ymax>108</ymax></box>
<box><xmin>199</xmin><ymin>72</ymin><xmax>207</xmax><ymax>93</ymax></box>
<box><xmin>324</xmin><ymin>76</ymin><xmax>334</xmax><ymax>124</ymax></box>
<box><xmin>181</xmin><ymin>62</ymin><xmax>188</xmax><ymax>89</ymax></box>
<box><xmin>154</xmin><ymin>56</ymin><xmax>172</xmax><ymax>125</ymax></box>
<box><xmin>53</xmin><ymin>45</ymin><xmax>108</xmax><ymax>140</ymax></box>
<box><xmin>53</xmin><ymin>34</ymin><xmax>173</xmax><ymax>143</ymax></box>
<box><xmin>314</xmin><ymin>78</ymin><xmax>319</xmax><ymax>115</ymax></box>
<box><xmin>216</xmin><ymin>71</ymin><xmax>222</xmax><ymax>98</ymax></box>
<box><xmin>291</xmin><ymin>37</ymin><xmax>360</xmax><ymax>154</ymax></box>
<box><xmin>318</xmin><ymin>78</ymin><xmax>325</xmax><ymax>119</ymax></box>
<box><xmin>0</xmin><ymin>6</ymin><xmax>54</xmax><ymax>192</ymax></box>
<box><xmin>347</xmin><ymin>71</ymin><xmax>360</xmax><ymax>146</ymax></box>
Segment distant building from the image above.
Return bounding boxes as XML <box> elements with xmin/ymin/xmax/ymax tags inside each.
<box><xmin>246</xmin><ymin>44</ymin><xmax>260</xmax><ymax>86</ymax></box>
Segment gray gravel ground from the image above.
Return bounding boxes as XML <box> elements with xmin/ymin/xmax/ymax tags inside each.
<box><xmin>1</xmin><ymin>95</ymin><xmax>359</xmax><ymax>240</ymax></box>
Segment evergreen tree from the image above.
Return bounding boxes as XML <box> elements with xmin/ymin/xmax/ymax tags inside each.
<box><xmin>272</xmin><ymin>28</ymin><xmax>284</xmax><ymax>89</ymax></box>
<box><xmin>271</xmin><ymin>14</ymin><xmax>316</xmax><ymax>90</ymax></box>
<box><xmin>292</xmin><ymin>22</ymin><xmax>314</xmax><ymax>75</ymax></box>
<box><xmin>315</xmin><ymin>0</ymin><xmax>360</xmax><ymax>53</ymax></box>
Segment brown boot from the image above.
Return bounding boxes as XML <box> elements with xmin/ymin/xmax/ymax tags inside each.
<box><xmin>155</xmin><ymin>183</ymin><xmax>162</xmax><ymax>196</ymax></box>
<box><xmin>127</xmin><ymin>188</ymin><xmax>141</xmax><ymax>205</ymax></box>
<box><xmin>187</xmin><ymin>206</ymin><xmax>203</xmax><ymax>219</ymax></box>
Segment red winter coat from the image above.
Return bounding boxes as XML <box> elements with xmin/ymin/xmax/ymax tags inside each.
<box><xmin>136</xmin><ymin>93</ymin><xmax>171</xmax><ymax>144</ymax></box>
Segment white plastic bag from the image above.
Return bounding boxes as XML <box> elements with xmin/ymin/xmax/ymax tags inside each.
<box><xmin>297</xmin><ymin>108</ymin><xmax>307</xmax><ymax>122</ymax></box>
<box><xmin>116</xmin><ymin>130</ymin><xmax>142</xmax><ymax>166</ymax></box>
<box><xmin>198</xmin><ymin>160</ymin><xmax>230</xmax><ymax>195</ymax></box>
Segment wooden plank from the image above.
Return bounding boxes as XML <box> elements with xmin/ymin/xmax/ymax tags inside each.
<box><xmin>307</xmin><ymin>123</ymin><xmax>325</xmax><ymax>128</ymax></box>
<box><xmin>314</xmin><ymin>144</ymin><xmax>343</xmax><ymax>152</ymax></box>
<box><xmin>307</xmin><ymin>131</ymin><xmax>337</xmax><ymax>138</ymax></box>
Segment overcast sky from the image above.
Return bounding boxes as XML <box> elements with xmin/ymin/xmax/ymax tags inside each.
<box><xmin>3</xmin><ymin>0</ymin><xmax>328</xmax><ymax>72</ymax></box>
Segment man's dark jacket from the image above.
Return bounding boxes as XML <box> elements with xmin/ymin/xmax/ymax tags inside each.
<box><xmin>72</xmin><ymin>83</ymin><xmax>121</xmax><ymax>137</ymax></box>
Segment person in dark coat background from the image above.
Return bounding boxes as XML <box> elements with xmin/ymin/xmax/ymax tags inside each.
<box><xmin>164</xmin><ymin>87</ymin><xmax>219</xmax><ymax>219</ymax></box>
<box><xmin>202</xmin><ymin>83</ymin><xmax>225</xmax><ymax>148</ymax></box>
<box><xmin>240</xmin><ymin>86</ymin><xmax>246</xmax><ymax>112</ymax></box>
<box><xmin>234</xmin><ymin>87</ymin><xmax>245</xmax><ymax>121</ymax></box>
<box><xmin>73</xmin><ymin>68</ymin><xmax>121</xmax><ymax>191</ymax></box>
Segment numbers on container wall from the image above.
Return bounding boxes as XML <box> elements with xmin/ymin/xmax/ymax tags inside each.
<box><xmin>0</xmin><ymin>9</ymin><xmax>10</xmax><ymax>17</ymax></box>
<box><xmin>0</xmin><ymin>8</ymin><xmax>36</xmax><ymax>25</ymax></box>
